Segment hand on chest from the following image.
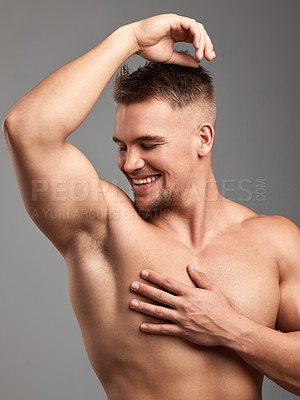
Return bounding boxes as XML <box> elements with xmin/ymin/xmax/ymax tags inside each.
<box><xmin>128</xmin><ymin>238</ymin><xmax>280</xmax><ymax>329</ymax></box>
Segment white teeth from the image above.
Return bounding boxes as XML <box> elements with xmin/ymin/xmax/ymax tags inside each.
<box><xmin>133</xmin><ymin>175</ymin><xmax>159</xmax><ymax>185</ymax></box>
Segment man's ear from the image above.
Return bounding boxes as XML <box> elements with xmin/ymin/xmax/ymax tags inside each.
<box><xmin>196</xmin><ymin>123</ymin><xmax>215</xmax><ymax>157</ymax></box>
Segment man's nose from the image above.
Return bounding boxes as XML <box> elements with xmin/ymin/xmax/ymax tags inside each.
<box><xmin>123</xmin><ymin>150</ymin><xmax>145</xmax><ymax>173</ymax></box>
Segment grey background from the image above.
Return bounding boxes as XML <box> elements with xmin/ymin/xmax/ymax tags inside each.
<box><xmin>1</xmin><ymin>0</ymin><xmax>299</xmax><ymax>399</ymax></box>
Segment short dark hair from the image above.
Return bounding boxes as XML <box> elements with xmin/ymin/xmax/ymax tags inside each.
<box><xmin>113</xmin><ymin>50</ymin><xmax>216</xmax><ymax>126</ymax></box>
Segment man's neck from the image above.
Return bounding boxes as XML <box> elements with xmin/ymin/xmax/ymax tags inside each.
<box><xmin>151</xmin><ymin>170</ymin><xmax>227</xmax><ymax>250</ymax></box>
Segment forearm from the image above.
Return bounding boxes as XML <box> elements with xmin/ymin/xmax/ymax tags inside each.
<box><xmin>230</xmin><ymin>315</ymin><xmax>300</xmax><ymax>395</ymax></box>
<box><xmin>4</xmin><ymin>24</ymin><xmax>137</xmax><ymax>141</ymax></box>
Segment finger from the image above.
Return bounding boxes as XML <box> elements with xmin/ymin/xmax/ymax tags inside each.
<box><xmin>203</xmin><ymin>29</ymin><xmax>215</xmax><ymax>61</ymax></box>
<box><xmin>130</xmin><ymin>281</ymin><xmax>177</xmax><ymax>307</ymax></box>
<box><xmin>180</xmin><ymin>18</ymin><xmax>205</xmax><ymax>60</ymax></box>
<box><xmin>196</xmin><ymin>22</ymin><xmax>205</xmax><ymax>60</ymax></box>
<box><xmin>192</xmin><ymin>19</ymin><xmax>201</xmax><ymax>51</ymax></box>
<box><xmin>140</xmin><ymin>322</ymin><xmax>182</xmax><ymax>336</ymax></box>
<box><xmin>167</xmin><ymin>51</ymin><xmax>199</xmax><ymax>68</ymax></box>
<box><xmin>187</xmin><ymin>264</ymin><xmax>214</xmax><ymax>290</ymax></box>
<box><xmin>178</xmin><ymin>16</ymin><xmax>199</xmax><ymax>45</ymax></box>
<box><xmin>130</xmin><ymin>298</ymin><xmax>178</xmax><ymax>321</ymax></box>
<box><xmin>140</xmin><ymin>269</ymin><xmax>191</xmax><ymax>295</ymax></box>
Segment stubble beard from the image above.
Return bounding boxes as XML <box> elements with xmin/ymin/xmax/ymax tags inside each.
<box><xmin>133</xmin><ymin>182</ymin><xmax>181</xmax><ymax>221</ymax></box>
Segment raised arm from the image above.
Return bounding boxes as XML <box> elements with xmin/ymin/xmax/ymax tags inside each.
<box><xmin>2</xmin><ymin>24</ymin><xmax>138</xmax><ymax>254</ymax></box>
<box><xmin>2</xmin><ymin>14</ymin><xmax>214</xmax><ymax>254</ymax></box>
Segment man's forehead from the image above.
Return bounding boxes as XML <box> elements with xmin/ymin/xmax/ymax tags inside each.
<box><xmin>114</xmin><ymin>99</ymin><xmax>194</xmax><ymax>130</ymax></box>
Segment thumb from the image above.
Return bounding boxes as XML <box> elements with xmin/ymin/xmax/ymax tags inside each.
<box><xmin>187</xmin><ymin>264</ymin><xmax>213</xmax><ymax>290</ymax></box>
<box><xmin>167</xmin><ymin>51</ymin><xmax>199</xmax><ymax>68</ymax></box>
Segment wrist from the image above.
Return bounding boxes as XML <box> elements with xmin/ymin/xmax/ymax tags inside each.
<box><xmin>115</xmin><ymin>23</ymin><xmax>140</xmax><ymax>57</ymax></box>
<box><xmin>222</xmin><ymin>312</ymin><xmax>256</xmax><ymax>352</ymax></box>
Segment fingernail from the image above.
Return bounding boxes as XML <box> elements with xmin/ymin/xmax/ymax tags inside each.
<box><xmin>213</xmin><ymin>50</ymin><xmax>216</xmax><ymax>58</ymax></box>
<box><xmin>131</xmin><ymin>282</ymin><xmax>139</xmax><ymax>290</ymax></box>
<box><xmin>200</xmin><ymin>51</ymin><xmax>203</xmax><ymax>59</ymax></box>
<box><xmin>190</xmin><ymin>264</ymin><xmax>196</xmax><ymax>270</ymax></box>
<box><xmin>141</xmin><ymin>270</ymin><xmax>149</xmax><ymax>277</ymax></box>
<box><xmin>131</xmin><ymin>300</ymin><xmax>139</xmax><ymax>308</ymax></box>
<box><xmin>140</xmin><ymin>324</ymin><xmax>148</xmax><ymax>330</ymax></box>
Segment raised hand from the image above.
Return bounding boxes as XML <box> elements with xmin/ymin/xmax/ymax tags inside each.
<box><xmin>129</xmin><ymin>13</ymin><xmax>215</xmax><ymax>67</ymax></box>
<box><xmin>129</xmin><ymin>264</ymin><xmax>243</xmax><ymax>348</ymax></box>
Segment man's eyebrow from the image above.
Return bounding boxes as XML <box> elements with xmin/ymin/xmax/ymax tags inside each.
<box><xmin>112</xmin><ymin>135</ymin><xmax>166</xmax><ymax>144</ymax></box>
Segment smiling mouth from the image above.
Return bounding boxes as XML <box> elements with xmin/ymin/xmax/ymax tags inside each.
<box><xmin>133</xmin><ymin>175</ymin><xmax>160</xmax><ymax>186</ymax></box>
<box><xmin>131</xmin><ymin>174</ymin><xmax>162</xmax><ymax>193</ymax></box>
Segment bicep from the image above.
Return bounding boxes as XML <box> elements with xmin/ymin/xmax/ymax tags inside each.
<box><xmin>7</xmin><ymin>137</ymin><xmax>113</xmax><ymax>253</ymax></box>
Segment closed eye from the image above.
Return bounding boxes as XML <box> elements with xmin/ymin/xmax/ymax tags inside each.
<box><xmin>118</xmin><ymin>144</ymin><xmax>158</xmax><ymax>152</ymax></box>
<box><xmin>141</xmin><ymin>144</ymin><xmax>158</xmax><ymax>150</ymax></box>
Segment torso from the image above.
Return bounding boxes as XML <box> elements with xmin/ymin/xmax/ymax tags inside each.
<box><xmin>65</xmin><ymin>199</ymin><xmax>280</xmax><ymax>400</ymax></box>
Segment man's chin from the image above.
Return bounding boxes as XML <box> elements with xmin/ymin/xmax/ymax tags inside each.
<box><xmin>133</xmin><ymin>187</ymin><xmax>181</xmax><ymax>220</ymax></box>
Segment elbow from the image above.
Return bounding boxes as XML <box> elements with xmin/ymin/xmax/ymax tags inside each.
<box><xmin>2</xmin><ymin>113</ymin><xmax>22</xmax><ymax>144</ymax></box>
<box><xmin>2</xmin><ymin>112</ymin><xmax>39</xmax><ymax>148</ymax></box>
<box><xmin>2</xmin><ymin>114</ymin><xmax>16</xmax><ymax>148</ymax></box>
<box><xmin>2</xmin><ymin>114</ymin><xmax>13</xmax><ymax>139</ymax></box>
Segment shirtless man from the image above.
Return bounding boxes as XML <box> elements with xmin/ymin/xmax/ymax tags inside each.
<box><xmin>2</xmin><ymin>13</ymin><xmax>300</xmax><ymax>400</ymax></box>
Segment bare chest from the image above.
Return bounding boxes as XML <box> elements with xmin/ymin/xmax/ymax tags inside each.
<box><xmin>66</xmin><ymin>222</ymin><xmax>279</xmax><ymax>396</ymax></box>
<box><xmin>107</xmin><ymin>224</ymin><xmax>280</xmax><ymax>329</ymax></box>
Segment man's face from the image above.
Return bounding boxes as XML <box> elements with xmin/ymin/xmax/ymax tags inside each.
<box><xmin>113</xmin><ymin>98</ymin><xmax>198</xmax><ymax>219</ymax></box>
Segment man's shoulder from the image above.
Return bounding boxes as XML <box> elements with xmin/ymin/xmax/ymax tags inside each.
<box><xmin>104</xmin><ymin>182</ymin><xmax>149</xmax><ymax>228</ymax></box>
<box><xmin>226</xmin><ymin>201</ymin><xmax>299</xmax><ymax>249</ymax></box>
<box><xmin>104</xmin><ymin>181</ymin><xmax>137</xmax><ymax>214</ymax></box>
<box><xmin>239</xmin><ymin>211</ymin><xmax>299</xmax><ymax>272</ymax></box>
<box><xmin>242</xmin><ymin>212</ymin><xmax>299</xmax><ymax>240</ymax></box>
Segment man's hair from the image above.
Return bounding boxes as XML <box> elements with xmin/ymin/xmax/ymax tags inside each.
<box><xmin>113</xmin><ymin>50</ymin><xmax>216</xmax><ymax>127</ymax></box>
